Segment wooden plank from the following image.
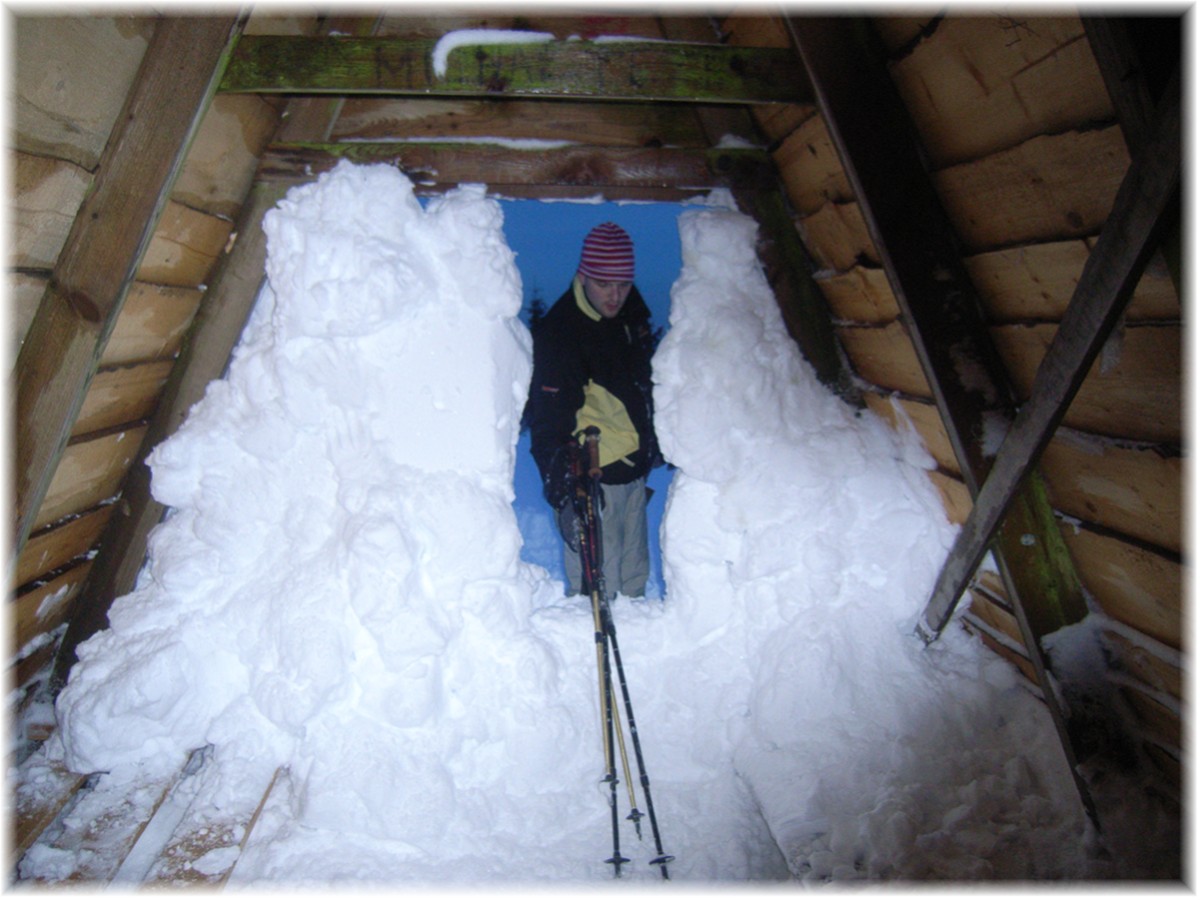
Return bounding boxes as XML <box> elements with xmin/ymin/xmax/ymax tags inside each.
<box><xmin>331</xmin><ymin>97</ymin><xmax>711</xmax><ymax>147</ymax></box>
<box><xmin>837</xmin><ymin>322</ymin><xmax>930</xmax><ymax>398</ymax></box>
<box><xmin>1040</xmin><ymin>432</ymin><xmax>1182</xmax><ymax>553</ymax></box>
<box><xmin>26</xmin><ymin>768</ymin><xmax>182</xmax><ymax>886</ymax></box>
<box><xmin>16</xmin><ymin>506</ymin><xmax>113</xmax><ymax>589</ymax></box>
<box><xmin>1104</xmin><ymin>627</ymin><xmax>1182</xmax><ymax>700</ymax></box>
<box><xmin>12</xmin><ymin>151</ymin><xmax>90</xmax><ymax>270</ymax></box>
<box><xmin>1084</xmin><ymin>16</ymin><xmax>1183</xmax><ymax>299</ymax></box>
<box><xmin>796</xmin><ymin>201</ymin><xmax>877</xmax><ymax>273</ymax></box>
<box><xmin>1064</xmin><ymin>527</ymin><xmax>1182</xmax><ymax>650</ymax></box>
<box><xmin>926</xmin><ymin>469</ymin><xmax>971</xmax><ymax>525</ymax></box>
<box><xmin>934</xmin><ymin>126</ymin><xmax>1130</xmax><ymax>252</ymax></box>
<box><xmin>817</xmin><ymin>266</ymin><xmax>898</xmax><ymax>324</ymax></box>
<box><xmin>992</xmin><ymin>323</ymin><xmax>1181</xmax><ymax>445</ymax></box>
<box><xmin>101</xmin><ymin>283</ymin><xmax>204</xmax><ymax>367</ymax></box>
<box><xmin>141</xmin><ymin>766</ymin><xmax>286</xmax><ymax>887</ymax></box>
<box><xmin>35</xmin><ymin>426</ymin><xmax>147</xmax><ymax>532</ymax></box>
<box><xmin>752</xmin><ymin>102</ymin><xmax>817</xmax><ymax>144</ymax></box>
<box><xmin>968</xmin><ymin>589</ymin><xmax>1024</xmax><ymax>648</ymax></box>
<box><xmin>889</xmin><ymin>16</ymin><xmax>1112</xmax><ymax>168</ymax></box>
<box><xmin>654</xmin><ymin>16</ymin><xmax>765</xmax><ymax>152</ymax></box>
<box><xmin>14</xmin><ymin>16</ymin><xmax>244</xmax><ymax>556</ymax></box>
<box><xmin>258</xmin><ymin>142</ymin><xmax>777</xmax><ymax>192</ymax></box>
<box><xmin>136</xmin><ymin>200</ymin><xmax>234</xmax><ymax>288</ymax></box>
<box><xmin>173</xmin><ymin>93</ymin><xmax>281</xmax><ymax>219</ymax></box>
<box><xmin>1119</xmin><ymin>684</ymin><xmax>1180</xmax><ymax>752</ymax></box>
<box><xmin>220</xmin><ymin>35</ymin><xmax>811</xmax><ymax>104</ymax></box>
<box><xmin>977</xmin><ymin>630</ymin><xmax>1039</xmax><ymax>684</ymax></box>
<box><xmin>14</xmin><ymin>640</ymin><xmax>60</xmax><ymax>695</ymax></box>
<box><xmin>14</xmin><ymin>562</ymin><xmax>92</xmax><ymax>657</ymax></box>
<box><xmin>13</xmin><ymin>16</ymin><xmax>154</xmax><ymax>170</ymax></box>
<box><xmin>13</xmin><ymin>272</ymin><xmax>47</xmax><ymax>355</ymax></box>
<box><xmin>12</xmin><ymin>754</ymin><xmax>90</xmax><ymax>865</ymax></box>
<box><xmin>772</xmin><ymin>114</ymin><xmax>853</xmax><ymax>216</ymax></box>
<box><xmin>864</xmin><ymin>393</ymin><xmax>957</xmax><ymax>473</ymax></box>
<box><xmin>965</xmin><ymin>239</ymin><xmax>1180</xmax><ymax>323</ymax></box>
<box><xmin>1084</xmin><ymin>17</ymin><xmax>1166</xmax><ymax>158</ymax></box>
<box><xmin>72</xmin><ymin>361</ymin><xmax>174</xmax><ymax>437</ymax></box>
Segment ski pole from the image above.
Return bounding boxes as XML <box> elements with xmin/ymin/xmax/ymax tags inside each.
<box><xmin>576</xmin><ymin>430</ymin><xmax>628</xmax><ymax>876</ymax></box>
<box><xmin>600</xmin><ymin>594</ymin><xmax>674</xmax><ymax>879</ymax></box>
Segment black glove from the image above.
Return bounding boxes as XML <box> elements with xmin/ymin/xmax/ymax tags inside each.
<box><xmin>556</xmin><ymin>499</ymin><xmax>580</xmax><ymax>552</ymax></box>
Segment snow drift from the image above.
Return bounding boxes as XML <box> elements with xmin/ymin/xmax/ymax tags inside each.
<box><xmin>40</xmin><ymin>161</ymin><xmax>1152</xmax><ymax>885</ymax></box>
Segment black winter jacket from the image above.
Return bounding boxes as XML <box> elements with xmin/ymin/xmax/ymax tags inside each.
<box><xmin>527</xmin><ymin>282</ymin><xmax>661</xmax><ymax>510</ymax></box>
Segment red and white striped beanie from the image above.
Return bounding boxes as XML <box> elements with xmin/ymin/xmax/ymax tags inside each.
<box><xmin>578</xmin><ymin>222</ymin><xmax>635</xmax><ymax>281</ymax></box>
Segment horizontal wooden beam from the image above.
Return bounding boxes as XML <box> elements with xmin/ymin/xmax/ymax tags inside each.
<box><xmin>221</xmin><ymin>35</ymin><xmax>811</xmax><ymax>105</ymax></box>
<box><xmin>258</xmin><ymin>142</ymin><xmax>777</xmax><ymax>192</ymax></box>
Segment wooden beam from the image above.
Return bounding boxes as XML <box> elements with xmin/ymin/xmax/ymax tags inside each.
<box><xmin>258</xmin><ymin>141</ymin><xmax>777</xmax><ymax>192</ymax></box>
<box><xmin>1084</xmin><ymin>16</ymin><xmax>1182</xmax><ymax>294</ymax></box>
<box><xmin>13</xmin><ymin>16</ymin><xmax>244</xmax><ymax>558</ymax></box>
<box><xmin>788</xmin><ymin>16</ymin><xmax>1090</xmax><ymax>627</ymax></box>
<box><xmin>787</xmin><ymin>15</ymin><xmax>1100</xmax><ymax>823</ymax></box>
<box><xmin>919</xmin><ymin>70</ymin><xmax>1179</xmax><ymax>639</ymax></box>
<box><xmin>220</xmin><ymin>35</ymin><xmax>810</xmax><ymax>104</ymax></box>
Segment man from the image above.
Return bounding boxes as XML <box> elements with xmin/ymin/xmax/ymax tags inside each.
<box><xmin>527</xmin><ymin>222</ymin><xmax>661</xmax><ymax>599</ymax></box>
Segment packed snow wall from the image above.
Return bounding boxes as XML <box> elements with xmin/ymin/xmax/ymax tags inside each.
<box><xmin>54</xmin><ymin>163</ymin><xmax>586</xmax><ymax>843</ymax></box>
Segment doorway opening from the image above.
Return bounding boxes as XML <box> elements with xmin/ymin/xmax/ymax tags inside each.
<box><xmin>501</xmin><ymin>199</ymin><xmax>683</xmax><ymax>599</ymax></box>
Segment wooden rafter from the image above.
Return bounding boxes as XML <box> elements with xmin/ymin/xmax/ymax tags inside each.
<box><xmin>13</xmin><ymin>15</ymin><xmax>245</xmax><ymax>558</ymax></box>
<box><xmin>920</xmin><ymin>69</ymin><xmax>1180</xmax><ymax>639</ymax></box>
<box><xmin>786</xmin><ymin>15</ymin><xmax>1100</xmax><ymax>822</ymax></box>
<box><xmin>221</xmin><ymin>34</ymin><xmax>811</xmax><ymax>104</ymax></box>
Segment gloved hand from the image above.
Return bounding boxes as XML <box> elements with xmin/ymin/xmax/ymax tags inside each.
<box><xmin>556</xmin><ymin>499</ymin><xmax>580</xmax><ymax>552</ymax></box>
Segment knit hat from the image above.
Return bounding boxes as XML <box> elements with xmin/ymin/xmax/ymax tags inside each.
<box><xmin>578</xmin><ymin>222</ymin><xmax>635</xmax><ymax>281</ymax></box>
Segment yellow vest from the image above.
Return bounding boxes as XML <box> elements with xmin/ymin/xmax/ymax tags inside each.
<box><xmin>573</xmin><ymin>278</ymin><xmax>640</xmax><ymax>469</ymax></box>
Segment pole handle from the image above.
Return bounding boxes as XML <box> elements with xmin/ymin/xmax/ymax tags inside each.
<box><xmin>584</xmin><ymin>426</ymin><xmax>602</xmax><ymax>479</ymax></box>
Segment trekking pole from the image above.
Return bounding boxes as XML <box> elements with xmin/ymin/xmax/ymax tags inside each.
<box><xmin>575</xmin><ymin>429</ymin><xmax>628</xmax><ymax>876</ymax></box>
<box><xmin>579</xmin><ymin>434</ymin><xmax>644</xmax><ymax>840</ymax></box>
<box><xmin>599</xmin><ymin>595</ymin><xmax>674</xmax><ymax>879</ymax></box>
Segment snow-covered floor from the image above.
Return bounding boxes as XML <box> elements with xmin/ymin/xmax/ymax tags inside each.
<box><xmin>17</xmin><ymin>163</ymin><xmax>1183</xmax><ymax>886</ymax></box>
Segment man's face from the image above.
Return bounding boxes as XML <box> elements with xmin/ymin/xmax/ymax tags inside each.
<box><xmin>582</xmin><ymin>275</ymin><xmax>633</xmax><ymax>319</ymax></box>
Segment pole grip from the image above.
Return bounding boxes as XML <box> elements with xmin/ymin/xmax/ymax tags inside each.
<box><xmin>584</xmin><ymin>426</ymin><xmax>602</xmax><ymax>479</ymax></box>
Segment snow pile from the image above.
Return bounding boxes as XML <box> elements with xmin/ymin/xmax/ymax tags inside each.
<box><xmin>55</xmin><ymin>163</ymin><xmax>578</xmax><ymax>848</ymax></box>
<box><xmin>653</xmin><ymin>206</ymin><xmax>1096</xmax><ymax>879</ymax></box>
<box><xmin>35</xmin><ymin>163</ymin><xmax>1173</xmax><ymax>886</ymax></box>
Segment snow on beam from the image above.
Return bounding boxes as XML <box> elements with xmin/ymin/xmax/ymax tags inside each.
<box><xmin>220</xmin><ymin>34</ymin><xmax>811</xmax><ymax>105</ymax></box>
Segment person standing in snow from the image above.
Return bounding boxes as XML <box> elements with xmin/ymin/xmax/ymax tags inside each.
<box><xmin>527</xmin><ymin>222</ymin><xmax>662</xmax><ymax>600</ymax></box>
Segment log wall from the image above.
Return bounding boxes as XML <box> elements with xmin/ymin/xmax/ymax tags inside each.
<box><xmin>9</xmin><ymin>13</ymin><xmax>294</xmax><ymax>722</ymax></box>
<box><xmin>726</xmin><ymin>11</ymin><xmax>1181</xmax><ymax>789</ymax></box>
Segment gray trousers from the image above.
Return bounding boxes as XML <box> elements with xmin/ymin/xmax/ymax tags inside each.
<box><xmin>565</xmin><ymin>477</ymin><xmax>649</xmax><ymax>599</ymax></box>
